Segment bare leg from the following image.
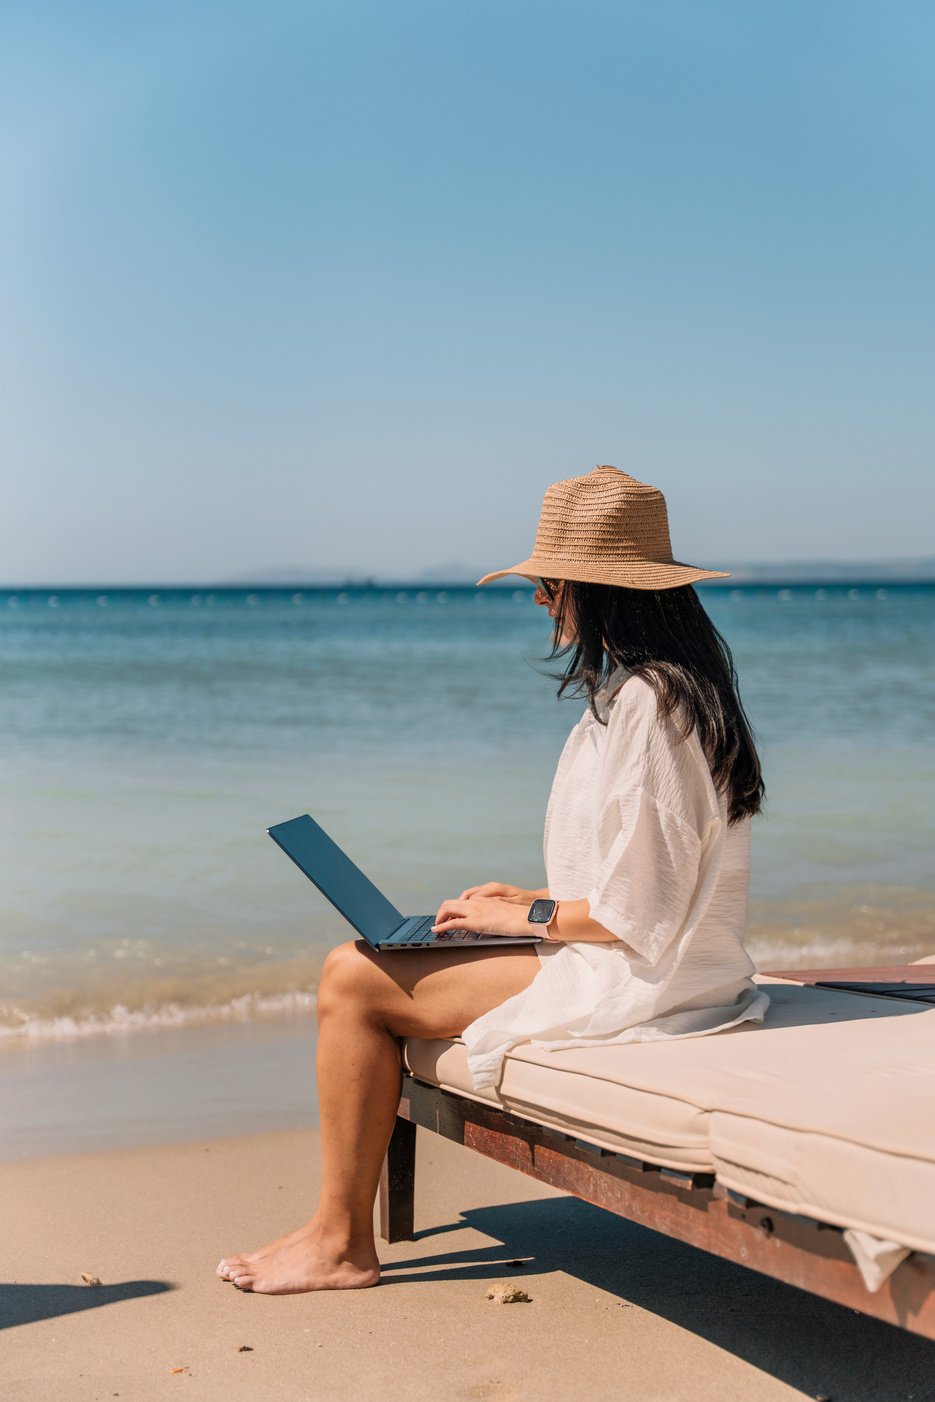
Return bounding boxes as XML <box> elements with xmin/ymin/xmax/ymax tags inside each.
<box><xmin>217</xmin><ymin>939</ymin><xmax>538</xmax><ymax>1293</ymax></box>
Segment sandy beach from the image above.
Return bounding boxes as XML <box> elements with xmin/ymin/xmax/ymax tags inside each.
<box><xmin>6</xmin><ymin>0</ymin><xmax>935</xmax><ymax>1392</ymax></box>
<box><xmin>5</xmin><ymin>1125</ymin><xmax>935</xmax><ymax>1402</ymax></box>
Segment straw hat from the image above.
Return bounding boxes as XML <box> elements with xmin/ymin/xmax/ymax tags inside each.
<box><xmin>477</xmin><ymin>465</ymin><xmax>729</xmax><ymax>590</ymax></box>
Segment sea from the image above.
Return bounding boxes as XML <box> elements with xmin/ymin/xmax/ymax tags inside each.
<box><xmin>2</xmin><ymin>580</ymin><xmax>934</xmax><ymax>1044</ymax></box>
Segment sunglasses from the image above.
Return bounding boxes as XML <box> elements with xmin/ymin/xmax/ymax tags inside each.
<box><xmin>536</xmin><ymin>578</ymin><xmax>560</xmax><ymax>601</ymax></box>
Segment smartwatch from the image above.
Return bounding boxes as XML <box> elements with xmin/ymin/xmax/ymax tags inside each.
<box><xmin>527</xmin><ymin>898</ymin><xmax>558</xmax><ymax>937</ymax></box>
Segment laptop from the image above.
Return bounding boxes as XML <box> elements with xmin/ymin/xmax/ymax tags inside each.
<box><xmin>268</xmin><ymin>814</ymin><xmax>543</xmax><ymax>950</ymax></box>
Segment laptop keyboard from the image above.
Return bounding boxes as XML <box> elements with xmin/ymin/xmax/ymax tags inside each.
<box><xmin>393</xmin><ymin>916</ymin><xmax>482</xmax><ymax>945</ymax></box>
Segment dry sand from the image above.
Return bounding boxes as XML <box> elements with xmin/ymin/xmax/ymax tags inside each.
<box><xmin>4</xmin><ymin>1127</ymin><xmax>934</xmax><ymax>1402</ymax></box>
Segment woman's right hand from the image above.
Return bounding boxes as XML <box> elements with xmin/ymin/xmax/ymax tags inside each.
<box><xmin>458</xmin><ymin>881</ymin><xmax>542</xmax><ymax>904</ymax></box>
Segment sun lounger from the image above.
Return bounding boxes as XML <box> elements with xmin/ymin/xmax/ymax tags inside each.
<box><xmin>380</xmin><ymin>969</ymin><xmax>935</xmax><ymax>1340</ymax></box>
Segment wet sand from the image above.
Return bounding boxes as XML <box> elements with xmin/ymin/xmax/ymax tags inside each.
<box><xmin>0</xmin><ymin>1012</ymin><xmax>318</xmax><ymax>1161</ymax></box>
<box><xmin>4</xmin><ymin>1127</ymin><xmax>934</xmax><ymax>1402</ymax></box>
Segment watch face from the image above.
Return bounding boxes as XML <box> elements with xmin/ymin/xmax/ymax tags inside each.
<box><xmin>528</xmin><ymin>898</ymin><xmax>556</xmax><ymax>925</ymax></box>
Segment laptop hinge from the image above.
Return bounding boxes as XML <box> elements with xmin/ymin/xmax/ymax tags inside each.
<box><xmin>387</xmin><ymin>915</ymin><xmax>432</xmax><ymax>943</ymax></box>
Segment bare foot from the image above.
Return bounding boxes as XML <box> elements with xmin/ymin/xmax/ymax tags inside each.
<box><xmin>227</xmin><ymin>1229</ymin><xmax>380</xmax><ymax>1295</ymax></box>
<box><xmin>217</xmin><ymin>1215</ymin><xmax>319</xmax><ymax>1281</ymax></box>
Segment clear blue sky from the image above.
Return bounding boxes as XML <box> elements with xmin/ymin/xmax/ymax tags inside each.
<box><xmin>2</xmin><ymin>0</ymin><xmax>933</xmax><ymax>583</ymax></box>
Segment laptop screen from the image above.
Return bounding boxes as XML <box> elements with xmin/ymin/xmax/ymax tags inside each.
<box><xmin>267</xmin><ymin>814</ymin><xmax>404</xmax><ymax>942</ymax></box>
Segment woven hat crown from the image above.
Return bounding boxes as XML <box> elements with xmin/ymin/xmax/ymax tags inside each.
<box><xmin>534</xmin><ymin>466</ymin><xmax>673</xmax><ymax>565</ymax></box>
<box><xmin>477</xmin><ymin>464</ymin><xmax>728</xmax><ymax>589</ymax></box>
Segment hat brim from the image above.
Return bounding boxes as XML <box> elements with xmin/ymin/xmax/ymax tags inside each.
<box><xmin>476</xmin><ymin>557</ymin><xmax>730</xmax><ymax>589</ymax></box>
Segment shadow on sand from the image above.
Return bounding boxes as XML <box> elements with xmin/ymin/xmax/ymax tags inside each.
<box><xmin>0</xmin><ymin>1279</ymin><xmax>174</xmax><ymax>1330</ymax></box>
<box><xmin>381</xmin><ymin>1197</ymin><xmax>935</xmax><ymax>1402</ymax></box>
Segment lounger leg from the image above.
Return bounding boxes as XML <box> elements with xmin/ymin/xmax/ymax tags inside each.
<box><xmin>379</xmin><ymin>1115</ymin><xmax>416</xmax><ymax>1243</ymax></box>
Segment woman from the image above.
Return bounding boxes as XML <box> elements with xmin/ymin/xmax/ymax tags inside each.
<box><xmin>217</xmin><ymin>464</ymin><xmax>769</xmax><ymax>1295</ymax></box>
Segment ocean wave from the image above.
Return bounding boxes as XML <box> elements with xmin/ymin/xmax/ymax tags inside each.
<box><xmin>745</xmin><ymin>894</ymin><xmax>935</xmax><ymax>971</ymax></box>
<box><xmin>3</xmin><ymin>893</ymin><xmax>932</xmax><ymax>1045</ymax></box>
<box><xmin>0</xmin><ymin>945</ymin><xmax>330</xmax><ymax>1044</ymax></box>
<box><xmin>0</xmin><ymin>988</ymin><xmax>318</xmax><ymax>1043</ymax></box>
<box><xmin>746</xmin><ymin>931</ymin><xmax>935</xmax><ymax>972</ymax></box>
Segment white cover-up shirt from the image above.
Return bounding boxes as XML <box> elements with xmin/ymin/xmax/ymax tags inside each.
<box><xmin>461</xmin><ymin>670</ymin><xmax>770</xmax><ymax>1091</ymax></box>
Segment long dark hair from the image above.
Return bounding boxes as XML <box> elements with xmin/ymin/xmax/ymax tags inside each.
<box><xmin>546</xmin><ymin>581</ymin><xmax>764</xmax><ymax>825</ymax></box>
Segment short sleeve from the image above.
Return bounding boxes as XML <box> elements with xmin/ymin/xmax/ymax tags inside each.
<box><xmin>598</xmin><ymin>675</ymin><xmax>719</xmax><ymax>835</ymax></box>
<box><xmin>587</xmin><ymin>786</ymin><xmax>705</xmax><ymax>964</ymax></box>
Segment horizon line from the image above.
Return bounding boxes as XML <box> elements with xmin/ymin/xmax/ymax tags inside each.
<box><xmin>4</xmin><ymin>552</ymin><xmax>935</xmax><ymax>593</ymax></box>
<box><xmin>4</xmin><ymin>571</ymin><xmax>935</xmax><ymax>593</ymax></box>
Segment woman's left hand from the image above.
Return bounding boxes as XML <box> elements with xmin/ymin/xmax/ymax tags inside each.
<box><xmin>432</xmin><ymin>896</ymin><xmax>533</xmax><ymax>938</ymax></box>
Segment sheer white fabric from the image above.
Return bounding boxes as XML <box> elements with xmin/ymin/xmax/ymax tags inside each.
<box><xmin>462</xmin><ymin>671</ymin><xmax>770</xmax><ymax>1090</ymax></box>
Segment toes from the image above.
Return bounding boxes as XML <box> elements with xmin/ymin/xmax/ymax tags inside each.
<box><xmin>232</xmin><ymin>1273</ymin><xmax>255</xmax><ymax>1291</ymax></box>
<box><xmin>217</xmin><ymin>1257</ymin><xmax>247</xmax><ymax>1280</ymax></box>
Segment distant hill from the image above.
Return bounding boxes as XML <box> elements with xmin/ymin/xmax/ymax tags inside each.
<box><xmin>714</xmin><ymin>557</ymin><xmax>935</xmax><ymax>585</ymax></box>
<box><xmin>219</xmin><ymin>566</ymin><xmax>379</xmax><ymax>585</ymax></box>
<box><xmin>7</xmin><ymin>557</ymin><xmax>934</xmax><ymax>591</ymax></box>
<box><xmin>217</xmin><ymin>563</ymin><xmax>485</xmax><ymax>587</ymax></box>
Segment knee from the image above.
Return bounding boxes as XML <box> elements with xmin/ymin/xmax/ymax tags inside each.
<box><xmin>316</xmin><ymin>941</ymin><xmax>375</xmax><ymax>1022</ymax></box>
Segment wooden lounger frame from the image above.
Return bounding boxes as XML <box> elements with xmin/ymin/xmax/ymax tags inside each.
<box><xmin>381</xmin><ymin>1027</ymin><xmax>935</xmax><ymax>1345</ymax></box>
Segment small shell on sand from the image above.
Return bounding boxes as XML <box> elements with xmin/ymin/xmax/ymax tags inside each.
<box><xmin>80</xmin><ymin>1273</ymin><xmax>102</xmax><ymax>1287</ymax></box>
<box><xmin>486</xmin><ymin>1284</ymin><xmax>531</xmax><ymax>1304</ymax></box>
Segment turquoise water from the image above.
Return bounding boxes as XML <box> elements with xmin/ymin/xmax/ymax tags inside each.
<box><xmin>2</xmin><ymin>582</ymin><xmax>934</xmax><ymax>1038</ymax></box>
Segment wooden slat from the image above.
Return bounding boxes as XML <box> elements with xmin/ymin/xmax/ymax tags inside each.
<box><xmin>390</xmin><ymin>1075</ymin><xmax>935</xmax><ymax>1342</ymax></box>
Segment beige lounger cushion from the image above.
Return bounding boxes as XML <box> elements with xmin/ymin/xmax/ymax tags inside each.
<box><xmin>708</xmin><ymin>1009</ymin><xmax>935</xmax><ymax>1256</ymax></box>
<box><xmin>403</xmin><ymin>977</ymin><xmax>935</xmax><ymax>1253</ymax></box>
<box><xmin>406</xmin><ymin>1034</ymin><xmax>715</xmax><ymax>1170</ymax></box>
